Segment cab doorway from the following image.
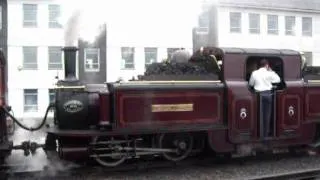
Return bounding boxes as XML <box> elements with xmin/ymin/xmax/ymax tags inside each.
<box><xmin>245</xmin><ymin>56</ymin><xmax>285</xmax><ymax>140</ymax></box>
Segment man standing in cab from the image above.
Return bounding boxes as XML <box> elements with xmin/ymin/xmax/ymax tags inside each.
<box><xmin>249</xmin><ymin>59</ymin><xmax>281</xmax><ymax>139</ymax></box>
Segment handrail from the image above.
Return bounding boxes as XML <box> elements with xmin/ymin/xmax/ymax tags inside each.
<box><xmin>117</xmin><ymin>80</ymin><xmax>222</xmax><ymax>84</ymax></box>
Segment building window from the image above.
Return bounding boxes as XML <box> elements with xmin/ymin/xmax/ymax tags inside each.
<box><xmin>23</xmin><ymin>4</ymin><xmax>37</xmax><ymax>27</ymax></box>
<box><xmin>49</xmin><ymin>5</ymin><xmax>62</xmax><ymax>28</ymax></box>
<box><xmin>230</xmin><ymin>12</ymin><xmax>241</xmax><ymax>33</ymax></box>
<box><xmin>24</xmin><ymin>89</ymin><xmax>38</xmax><ymax>112</ymax></box>
<box><xmin>49</xmin><ymin>89</ymin><xmax>55</xmax><ymax>103</ymax></box>
<box><xmin>121</xmin><ymin>47</ymin><xmax>134</xmax><ymax>69</ymax></box>
<box><xmin>249</xmin><ymin>13</ymin><xmax>260</xmax><ymax>34</ymax></box>
<box><xmin>0</xmin><ymin>6</ymin><xmax>2</xmax><ymax>30</ymax></box>
<box><xmin>23</xmin><ymin>47</ymin><xmax>37</xmax><ymax>70</ymax></box>
<box><xmin>285</xmin><ymin>16</ymin><xmax>295</xmax><ymax>36</ymax></box>
<box><xmin>167</xmin><ymin>48</ymin><xmax>179</xmax><ymax>60</ymax></box>
<box><xmin>302</xmin><ymin>17</ymin><xmax>312</xmax><ymax>36</ymax></box>
<box><xmin>84</xmin><ymin>48</ymin><xmax>100</xmax><ymax>72</ymax></box>
<box><xmin>303</xmin><ymin>52</ymin><xmax>313</xmax><ymax>66</ymax></box>
<box><xmin>267</xmin><ymin>15</ymin><xmax>278</xmax><ymax>35</ymax></box>
<box><xmin>48</xmin><ymin>47</ymin><xmax>62</xmax><ymax>70</ymax></box>
<box><xmin>198</xmin><ymin>11</ymin><xmax>209</xmax><ymax>33</ymax></box>
<box><xmin>145</xmin><ymin>47</ymin><xmax>157</xmax><ymax>66</ymax></box>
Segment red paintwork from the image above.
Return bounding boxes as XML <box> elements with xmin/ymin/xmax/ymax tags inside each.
<box><xmin>276</xmin><ymin>81</ymin><xmax>303</xmax><ymax>138</ymax></box>
<box><xmin>114</xmin><ymin>90</ymin><xmax>224</xmax><ymax>128</ymax></box>
<box><xmin>226</xmin><ymin>81</ymin><xmax>258</xmax><ymax>144</ymax></box>
<box><xmin>304</xmin><ymin>85</ymin><xmax>320</xmax><ymax>122</ymax></box>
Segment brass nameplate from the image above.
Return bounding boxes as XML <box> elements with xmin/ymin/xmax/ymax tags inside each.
<box><xmin>152</xmin><ymin>104</ymin><xmax>193</xmax><ymax>112</ymax></box>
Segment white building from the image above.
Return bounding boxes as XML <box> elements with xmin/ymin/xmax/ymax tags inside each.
<box><xmin>7</xmin><ymin>0</ymin><xmax>65</xmax><ymax>119</ymax></box>
<box><xmin>104</xmin><ymin>0</ymin><xmax>200</xmax><ymax>82</ymax></box>
<box><xmin>195</xmin><ymin>0</ymin><xmax>320</xmax><ymax>66</ymax></box>
<box><xmin>6</xmin><ymin>0</ymin><xmax>201</xmax><ymax>118</ymax></box>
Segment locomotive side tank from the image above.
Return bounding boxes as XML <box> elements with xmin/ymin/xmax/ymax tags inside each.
<box><xmin>43</xmin><ymin>46</ymin><xmax>320</xmax><ymax>167</ymax></box>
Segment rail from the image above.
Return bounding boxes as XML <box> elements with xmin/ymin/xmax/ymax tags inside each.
<box><xmin>248</xmin><ymin>168</ymin><xmax>320</xmax><ymax>180</ymax></box>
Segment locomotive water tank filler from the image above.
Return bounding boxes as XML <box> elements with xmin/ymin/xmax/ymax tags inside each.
<box><xmin>2</xmin><ymin>46</ymin><xmax>320</xmax><ymax>167</ymax></box>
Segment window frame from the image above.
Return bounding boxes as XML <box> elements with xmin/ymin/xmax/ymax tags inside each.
<box><xmin>23</xmin><ymin>46</ymin><xmax>38</xmax><ymax>70</ymax></box>
<box><xmin>302</xmin><ymin>17</ymin><xmax>312</xmax><ymax>37</ymax></box>
<box><xmin>48</xmin><ymin>46</ymin><xmax>63</xmax><ymax>70</ymax></box>
<box><xmin>144</xmin><ymin>47</ymin><xmax>157</xmax><ymax>66</ymax></box>
<box><xmin>249</xmin><ymin>13</ymin><xmax>260</xmax><ymax>34</ymax></box>
<box><xmin>121</xmin><ymin>47</ymin><xmax>135</xmax><ymax>70</ymax></box>
<box><xmin>48</xmin><ymin>4</ymin><xmax>62</xmax><ymax>28</ymax></box>
<box><xmin>23</xmin><ymin>4</ymin><xmax>37</xmax><ymax>28</ymax></box>
<box><xmin>285</xmin><ymin>16</ymin><xmax>296</xmax><ymax>36</ymax></box>
<box><xmin>84</xmin><ymin>48</ymin><xmax>100</xmax><ymax>72</ymax></box>
<box><xmin>229</xmin><ymin>12</ymin><xmax>241</xmax><ymax>33</ymax></box>
<box><xmin>23</xmin><ymin>89</ymin><xmax>38</xmax><ymax>112</ymax></box>
<box><xmin>0</xmin><ymin>6</ymin><xmax>2</xmax><ymax>30</ymax></box>
<box><xmin>267</xmin><ymin>15</ymin><xmax>279</xmax><ymax>35</ymax></box>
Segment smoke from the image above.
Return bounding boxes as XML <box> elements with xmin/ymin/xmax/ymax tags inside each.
<box><xmin>59</xmin><ymin>1</ymin><xmax>107</xmax><ymax>46</ymax></box>
<box><xmin>60</xmin><ymin>0</ymin><xmax>204</xmax><ymax>46</ymax></box>
<box><xmin>63</xmin><ymin>10</ymin><xmax>82</xmax><ymax>46</ymax></box>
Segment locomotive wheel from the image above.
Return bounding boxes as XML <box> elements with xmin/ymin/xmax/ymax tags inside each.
<box><xmin>159</xmin><ymin>133</ymin><xmax>194</xmax><ymax>162</ymax></box>
<box><xmin>44</xmin><ymin>133</ymin><xmax>57</xmax><ymax>151</ymax></box>
<box><xmin>91</xmin><ymin>136</ymin><xmax>126</xmax><ymax>167</ymax></box>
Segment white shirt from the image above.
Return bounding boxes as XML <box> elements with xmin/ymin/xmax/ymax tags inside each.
<box><xmin>249</xmin><ymin>67</ymin><xmax>281</xmax><ymax>92</ymax></box>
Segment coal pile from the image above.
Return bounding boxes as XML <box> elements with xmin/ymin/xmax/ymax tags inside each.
<box><xmin>138</xmin><ymin>60</ymin><xmax>220</xmax><ymax>81</ymax></box>
<box><xmin>302</xmin><ymin>66</ymin><xmax>320</xmax><ymax>81</ymax></box>
<box><xmin>144</xmin><ymin>62</ymin><xmax>209</xmax><ymax>75</ymax></box>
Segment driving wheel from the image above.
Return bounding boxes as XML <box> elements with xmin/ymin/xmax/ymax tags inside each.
<box><xmin>91</xmin><ymin>136</ymin><xmax>126</xmax><ymax>167</ymax></box>
<box><xmin>159</xmin><ymin>133</ymin><xmax>194</xmax><ymax>162</ymax></box>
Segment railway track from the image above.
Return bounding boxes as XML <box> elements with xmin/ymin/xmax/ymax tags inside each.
<box><xmin>248</xmin><ymin>168</ymin><xmax>320</xmax><ymax>180</ymax></box>
<box><xmin>1</xmin><ymin>152</ymin><xmax>318</xmax><ymax>179</ymax></box>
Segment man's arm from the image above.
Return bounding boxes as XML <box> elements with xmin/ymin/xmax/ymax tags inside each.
<box><xmin>269</xmin><ymin>71</ymin><xmax>281</xmax><ymax>83</ymax></box>
<box><xmin>249</xmin><ymin>72</ymin><xmax>255</xmax><ymax>86</ymax></box>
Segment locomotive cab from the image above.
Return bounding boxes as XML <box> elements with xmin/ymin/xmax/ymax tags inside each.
<box><xmin>222</xmin><ymin>48</ymin><xmax>307</xmax><ymax>144</ymax></box>
<box><xmin>246</xmin><ymin>56</ymin><xmax>286</xmax><ymax>91</ymax></box>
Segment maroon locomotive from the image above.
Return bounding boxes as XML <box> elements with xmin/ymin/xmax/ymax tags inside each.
<box><xmin>2</xmin><ymin>46</ymin><xmax>320</xmax><ymax>167</ymax></box>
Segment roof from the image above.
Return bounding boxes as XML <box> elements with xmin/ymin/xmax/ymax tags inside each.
<box><xmin>220</xmin><ymin>47</ymin><xmax>300</xmax><ymax>56</ymax></box>
<box><xmin>218</xmin><ymin>0</ymin><xmax>320</xmax><ymax>12</ymax></box>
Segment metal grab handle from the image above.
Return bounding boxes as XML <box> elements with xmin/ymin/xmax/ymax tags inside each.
<box><xmin>240</xmin><ymin>108</ymin><xmax>247</xmax><ymax>119</ymax></box>
<box><xmin>288</xmin><ymin>106</ymin><xmax>294</xmax><ymax>117</ymax></box>
<box><xmin>240</xmin><ymin>112</ymin><xmax>247</xmax><ymax>119</ymax></box>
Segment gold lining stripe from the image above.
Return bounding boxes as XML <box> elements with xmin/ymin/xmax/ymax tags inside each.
<box><xmin>119</xmin><ymin>80</ymin><xmax>221</xmax><ymax>84</ymax></box>
<box><xmin>54</xmin><ymin>85</ymin><xmax>86</xmax><ymax>89</ymax></box>
<box><xmin>307</xmin><ymin>80</ymin><xmax>320</xmax><ymax>83</ymax></box>
<box><xmin>152</xmin><ymin>104</ymin><xmax>194</xmax><ymax>112</ymax></box>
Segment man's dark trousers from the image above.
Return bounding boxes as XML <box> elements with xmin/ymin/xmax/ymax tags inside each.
<box><xmin>259</xmin><ymin>90</ymin><xmax>272</xmax><ymax>139</ymax></box>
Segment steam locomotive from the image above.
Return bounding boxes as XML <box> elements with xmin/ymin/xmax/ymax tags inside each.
<box><xmin>2</xmin><ymin>46</ymin><xmax>320</xmax><ymax>168</ymax></box>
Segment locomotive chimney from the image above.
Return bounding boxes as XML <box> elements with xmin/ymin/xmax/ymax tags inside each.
<box><xmin>57</xmin><ymin>46</ymin><xmax>81</xmax><ymax>86</ymax></box>
<box><xmin>62</xmin><ymin>46</ymin><xmax>78</xmax><ymax>80</ymax></box>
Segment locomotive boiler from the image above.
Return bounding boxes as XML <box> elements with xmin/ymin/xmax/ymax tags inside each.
<box><xmin>3</xmin><ymin>46</ymin><xmax>320</xmax><ymax>168</ymax></box>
